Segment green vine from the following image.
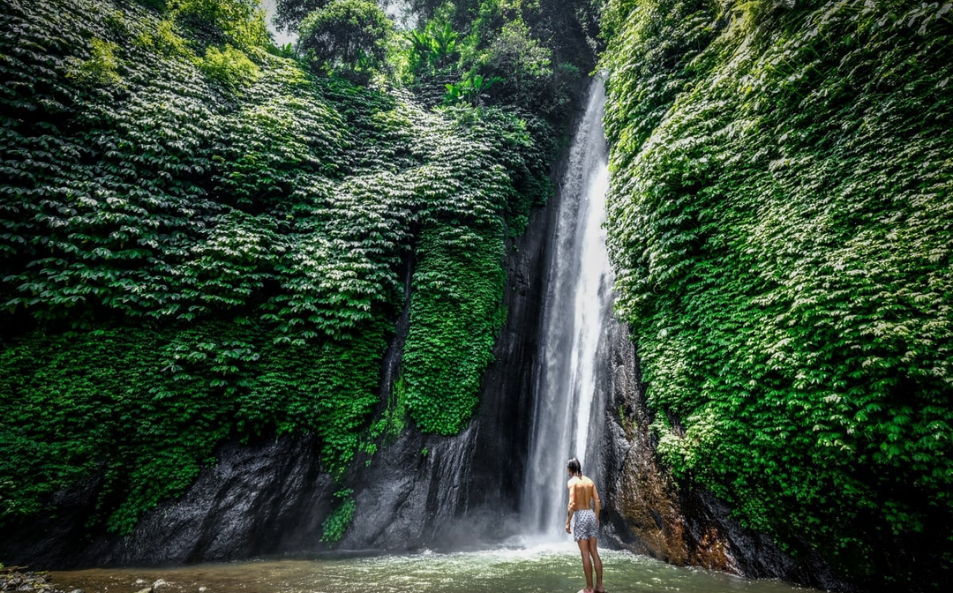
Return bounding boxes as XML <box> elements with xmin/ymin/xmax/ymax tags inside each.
<box><xmin>602</xmin><ymin>0</ymin><xmax>953</xmax><ymax>587</ymax></box>
<box><xmin>0</xmin><ymin>0</ymin><xmax>553</xmax><ymax>536</ymax></box>
<box><xmin>320</xmin><ymin>488</ymin><xmax>356</xmax><ymax>545</ymax></box>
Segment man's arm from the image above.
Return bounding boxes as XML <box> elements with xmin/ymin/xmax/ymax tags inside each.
<box><xmin>565</xmin><ymin>482</ymin><xmax>577</xmax><ymax>533</ymax></box>
<box><xmin>593</xmin><ymin>484</ymin><xmax>601</xmax><ymax>526</ymax></box>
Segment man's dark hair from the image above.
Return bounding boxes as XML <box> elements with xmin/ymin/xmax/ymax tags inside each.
<box><xmin>567</xmin><ymin>457</ymin><xmax>581</xmax><ymax>476</ymax></box>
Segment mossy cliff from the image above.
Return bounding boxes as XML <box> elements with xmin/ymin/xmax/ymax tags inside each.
<box><xmin>600</xmin><ymin>0</ymin><xmax>952</xmax><ymax>589</ymax></box>
<box><xmin>0</xmin><ymin>0</ymin><xmax>560</xmax><ymax>543</ymax></box>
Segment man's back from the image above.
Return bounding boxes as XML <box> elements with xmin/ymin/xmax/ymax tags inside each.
<box><xmin>568</xmin><ymin>475</ymin><xmax>598</xmax><ymax>512</ymax></box>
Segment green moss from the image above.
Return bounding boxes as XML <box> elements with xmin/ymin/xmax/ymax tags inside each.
<box><xmin>602</xmin><ymin>0</ymin><xmax>953</xmax><ymax>587</ymax></box>
<box><xmin>0</xmin><ymin>0</ymin><xmax>552</xmax><ymax>536</ymax></box>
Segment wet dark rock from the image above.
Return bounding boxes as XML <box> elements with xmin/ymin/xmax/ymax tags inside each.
<box><xmin>0</xmin><ymin>434</ymin><xmax>336</xmax><ymax>567</ymax></box>
<box><xmin>340</xmin><ymin>188</ymin><xmax>555</xmax><ymax>551</ymax></box>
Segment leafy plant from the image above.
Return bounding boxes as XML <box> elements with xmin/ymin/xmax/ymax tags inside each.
<box><xmin>0</xmin><ymin>0</ymin><xmax>553</xmax><ymax>539</ymax></box>
<box><xmin>134</xmin><ymin>18</ymin><xmax>195</xmax><ymax>58</ymax></box>
<box><xmin>601</xmin><ymin>0</ymin><xmax>953</xmax><ymax>588</ymax></box>
<box><xmin>199</xmin><ymin>43</ymin><xmax>260</xmax><ymax>86</ymax></box>
<box><xmin>272</xmin><ymin>0</ymin><xmax>329</xmax><ymax>32</ymax></box>
<box><xmin>443</xmin><ymin>73</ymin><xmax>503</xmax><ymax>105</ymax></box>
<box><xmin>298</xmin><ymin>0</ymin><xmax>393</xmax><ymax>75</ymax></box>
<box><xmin>320</xmin><ymin>488</ymin><xmax>356</xmax><ymax>544</ymax></box>
<box><xmin>408</xmin><ymin>18</ymin><xmax>460</xmax><ymax>76</ymax></box>
<box><xmin>173</xmin><ymin>0</ymin><xmax>269</xmax><ymax>49</ymax></box>
<box><xmin>69</xmin><ymin>38</ymin><xmax>123</xmax><ymax>86</ymax></box>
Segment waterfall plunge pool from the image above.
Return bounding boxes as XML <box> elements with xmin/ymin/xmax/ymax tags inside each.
<box><xmin>53</xmin><ymin>544</ymin><xmax>820</xmax><ymax>593</ymax></box>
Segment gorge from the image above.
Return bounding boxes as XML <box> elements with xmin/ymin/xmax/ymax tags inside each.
<box><xmin>1</xmin><ymin>1</ymin><xmax>951</xmax><ymax>593</ymax></box>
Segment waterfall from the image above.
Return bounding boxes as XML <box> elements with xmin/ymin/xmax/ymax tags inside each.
<box><xmin>521</xmin><ymin>78</ymin><xmax>614</xmax><ymax>538</ymax></box>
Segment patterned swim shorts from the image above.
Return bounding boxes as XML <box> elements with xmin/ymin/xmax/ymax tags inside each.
<box><xmin>572</xmin><ymin>509</ymin><xmax>598</xmax><ymax>541</ymax></box>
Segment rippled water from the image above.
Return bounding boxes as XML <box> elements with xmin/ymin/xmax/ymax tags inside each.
<box><xmin>54</xmin><ymin>545</ymin><xmax>819</xmax><ymax>593</ymax></box>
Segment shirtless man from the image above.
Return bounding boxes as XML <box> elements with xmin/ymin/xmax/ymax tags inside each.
<box><xmin>565</xmin><ymin>457</ymin><xmax>604</xmax><ymax>593</ymax></box>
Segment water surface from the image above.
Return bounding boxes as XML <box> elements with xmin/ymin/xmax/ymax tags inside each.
<box><xmin>54</xmin><ymin>545</ymin><xmax>819</xmax><ymax>593</ymax></box>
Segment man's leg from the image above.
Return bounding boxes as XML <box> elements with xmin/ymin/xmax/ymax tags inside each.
<box><xmin>587</xmin><ymin>537</ymin><xmax>604</xmax><ymax>592</ymax></box>
<box><xmin>576</xmin><ymin>539</ymin><xmax>594</xmax><ymax>592</ymax></box>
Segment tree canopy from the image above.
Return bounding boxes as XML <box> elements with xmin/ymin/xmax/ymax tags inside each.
<box><xmin>298</xmin><ymin>0</ymin><xmax>392</xmax><ymax>74</ymax></box>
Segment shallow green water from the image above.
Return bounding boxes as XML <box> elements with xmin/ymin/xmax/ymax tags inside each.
<box><xmin>54</xmin><ymin>545</ymin><xmax>820</xmax><ymax>593</ymax></box>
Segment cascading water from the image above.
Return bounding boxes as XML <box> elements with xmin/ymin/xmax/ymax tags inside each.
<box><xmin>521</xmin><ymin>77</ymin><xmax>614</xmax><ymax>538</ymax></box>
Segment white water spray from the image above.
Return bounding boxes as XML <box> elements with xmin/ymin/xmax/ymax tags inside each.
<box><xmin>521</xmin><ymin>78</ymin><xmax>614</xmax><ymax>538</ymax></box>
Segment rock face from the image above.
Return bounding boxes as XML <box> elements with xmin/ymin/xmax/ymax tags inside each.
<box><xmin>1</xmin><ymin>433</ymin><xmax>336</xmax><ymax>567</ymax></box>
<box><xmin>340</xmin><ymin>196</ymin><xmax>553</xmax><ymax>550</ymax></box>
<box><xmin>594</xmin><ymin>316</ymin><xmax>855</xmax><ymax>591</ymax></box>
<box><xmin>0</xmin><ymin>162</ymin><xmax>556</xmax><ymax>568</ymax></box>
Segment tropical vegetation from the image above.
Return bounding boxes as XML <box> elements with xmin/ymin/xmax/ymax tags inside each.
<box><xmin>601</xmin><ymin>0</ymin><xmax>953</xmax><ymax>588</ymax></box>
<box><xmin>0</xmin><ymin>0</ymin><xmax>584</xmax><ymax>539</ymax></box>
<box><xmin>1</xmin><ymin>0</ymin><xmax>951</xmax><ymax>590</ymax></box>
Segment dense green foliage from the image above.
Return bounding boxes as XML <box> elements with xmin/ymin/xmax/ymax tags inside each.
<box><xmin>320</xmin><ymin>487</ymin><xmax>355</xmax><ymax>543</ymax></box>
<box><xmin>272</xmin><ymin>0</ymin><xmax>329</xmax><ymax>31</ymax></box>
<box><xmin>408</xmin><ymin>18</ymin><xmax>460</xmax><ymax>77</ymax></box>
<box><xmin>601</xmin><ymin>0</ymin><xmax>953</xmax><ymax>587</ymax></box>
<box><xmin>0</xmin><ymin>0</ymin><xmax>552</xmax><ymax>534</ymax></box>
<box><xmin>267</xmin><ymin>0</ymin><xmax>595</xmax><ymax>426</ymax></box>
<box><xmin>393</xmin><ymin>0</ymin><xmax>596</xmax><ymax>117</ymax></box>
<box><xmin>298</xmin><ymin>0</ymin><xmax>392</xmax><ymax>76</ymax></box>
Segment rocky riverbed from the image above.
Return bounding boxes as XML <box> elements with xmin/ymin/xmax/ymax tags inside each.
<box><xmin>0</xmin><ymin>566</ymin><xmax>170</xmax><ymax>593</ymax></box>
<box><xmin>0</xmin><ymin>567</ymin><xmax>77</xmax><ymax>593</ymax></box>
